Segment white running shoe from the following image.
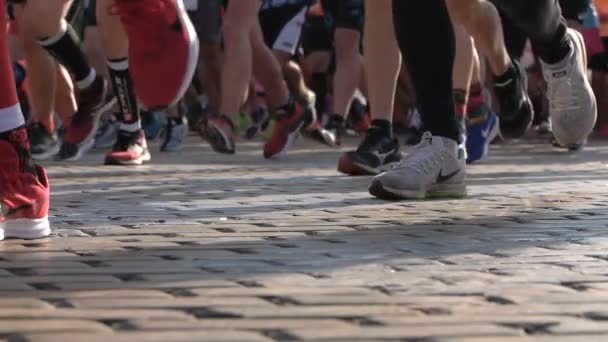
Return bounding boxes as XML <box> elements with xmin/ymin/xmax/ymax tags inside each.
<box><xmin>369</xmin><ymin>132</ymin><xmax>466</xmax><ymax>200</ymax></box>
<box><xmin>541</xmin><ymin>28</ymin><xmax>597</xmax><ymax>148</ymax></box>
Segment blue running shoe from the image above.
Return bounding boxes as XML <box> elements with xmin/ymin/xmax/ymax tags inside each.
<box><xmin>466</xmin><ymin>111</ymin><xmax>500</xmax><ymax>164</ymax></box>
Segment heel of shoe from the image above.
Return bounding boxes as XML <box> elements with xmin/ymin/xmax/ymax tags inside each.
<box><xmin>5</xmin><ymin>217</ymin><xmax>51</xmax><ymax>240</ymax></box>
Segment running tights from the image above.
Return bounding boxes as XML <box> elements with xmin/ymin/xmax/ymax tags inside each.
<box><xmin>392</xmin><ymin>0</ymin><xmax>568</xmax><ymax>141</ymax></box>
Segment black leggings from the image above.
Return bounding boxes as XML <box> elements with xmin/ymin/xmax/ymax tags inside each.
<box><xmin>392</xmin><ymin>0</ymin><xmax>568</xmax><ymax>141</ymax></box>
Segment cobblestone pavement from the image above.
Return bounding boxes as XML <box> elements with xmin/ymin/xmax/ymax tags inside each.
<box><xmin>2</xmin><ymin>136</ymin><xmax>608</xmax><ymax>342</ymax></box>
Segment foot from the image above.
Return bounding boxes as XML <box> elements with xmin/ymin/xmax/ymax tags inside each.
<box><xmin>338</xmin><ymin>126</ymin><xmax>401</xmax><ymax>176</ymax></box>
<box><xmin>244</xmin><ymin>107</ymin><xmax>271</xmax><ymax>140</ymax></box>
<box><xmin>115</xmin><ymin>0</ymin><xmax>199</xmax><ymax>109</ymax></box>
<box><xmin>541</xmin><ymin>28</ymin><xmax>597</xmax><ymax>148</ymax></box>
<box><xmin>493</xmin><ymin>59</ymin><xmax>534</xmax><ymax>138</ymax></box>
<box><xmin>28</xmin><ymin>123</ymin><xmax>60</xmax><ymax>161</ymax></box>
<box><xmin>200</xmin><ymin>115</ymin><xmax>236</xmax><ymax>154</ymax></box>
<box><xmin>56</xmin><ymin>76</ymin><xmax>112</xmax><ymax>161</ymax></box>
<box><xmin>105</xmin><ymin>130</ymin><xmax>151</xmax><ymax>165</ymax></box>
<box><xmin>263</xmin><ymin>102</ymin><xmax>312</xmax><ymax>159</ymax></box>
<box><xmin>466</xmin><ymin>110</ymin><xmax>500</xmax><ymax>164</ymax></box>
<box><xmin>0</xmin><ymin>129</ymin><xmax>50</xmax><ymax>240</ymax></box>
<box><xmin>161</xmin><ymin>117</ymin><xmax>188</xmax><ymax>152</ymax></box>
<box><xmin>369</xmin><ymin>132</ymin><xmax>466</xmax><ymax>200</ymax></box>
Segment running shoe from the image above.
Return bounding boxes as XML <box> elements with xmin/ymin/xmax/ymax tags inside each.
<box><xmin>200</xmin><ymin>115</ymin><xmax>236</xmax><ymax>154</ymax></box>
<box><xmin>338</xmin><ymin>126</ymin><xmax>401</xmax><ymax>176</ymax></box>
<box><xmin>466</xmin><ymin>111</ymin><xmax>500</xmax><ymax>164</ymax></box>
<box><xmin>306</xmin><ymin>121</ymin><xmax>338</xmax><ymax>147</ymax></box>
<box><xmin>115</xmin><ymin>0</ymin><xmax>199</xmax><ymax>109</ymax></box>
<box><xmin>105</xmin><ymin>130</ymin><xmax>151</xmax><ymax>165</ymax></box>
<box><xmin>55</xmin><ymin>76</ymin><xmax>112</xmax><ymax>161</ymax></box>
<box><xmin>325</xmin><ymin>115</ymin><xmax>346</xmax><ymax>147</ymax></box>
<box><xmin>161</xmin><ymin>117</ymin><xmax>188</xmax><ymax>152</ymax></box>
<box><xmin>244</xmin><ymin>106</ymin><xmax>270</xmax><ymax>140</ymax></box>
<box><xmin>494</xmin><ymin>59</ymin><xmax>534</xmax><ymax>138</ymax></box>
<box><xmin>263</xmin><ymin>102</ymin><xmax>312</xmax><ymax>159</ymax></box>
<box><xmin>28</xmin><ymin>123</ymin><xmax>60</xmax><ymax>161</ymax></box>
<box><xmin>0</xmin><ymin>129</ymin><xmax>50</xmax><ymax>240</ymax></box>
<box><xmin>369</xmin><ymin>132</ymin><xmax>466</xmax><ymax>200</ymax></box>
<box><xmin>542</xmin><ymin>28</ymin><xmax>597</xmax><ymax>148</ymax></box>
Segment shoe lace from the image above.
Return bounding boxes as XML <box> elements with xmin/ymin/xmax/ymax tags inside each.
<box><xmin>390</xmin><ymin>132</ymin><xmax>443</xmax><ymax>174</ymax></box>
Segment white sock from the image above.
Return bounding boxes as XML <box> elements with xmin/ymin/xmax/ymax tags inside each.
<box><xmin>76</xmin><ymin>68</ymin><xmax>96</xmax><ymax>90</ymax></box>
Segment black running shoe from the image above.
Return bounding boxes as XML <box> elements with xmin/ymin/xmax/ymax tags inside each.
<box><xmin>337</xmin><ymin>126</ymin><xmax>402</xmax><ymax>176</ymax></box>
<box><xmin>494</xmin><ymin>59</ymin><xmax>534</xmax><ymax>138</ymax></box>
<box><xmin>28</xmin><ymin>123</ymin><xmax>60</xmax><ymax>161</ymax></box>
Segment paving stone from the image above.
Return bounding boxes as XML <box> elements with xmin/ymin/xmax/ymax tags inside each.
<box><xmin>1</xmin><ymin>138</ymin><xmax>608</xmax><ymax>340</ymax></box>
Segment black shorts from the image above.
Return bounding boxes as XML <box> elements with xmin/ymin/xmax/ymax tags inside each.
<box><xmin>321</xmin><ymin>0</ymin><xmax>364</xmax><ymax>33</ymax></box>
<box><xmin>259</xmin><ymin>2</ymin><xmax>309</xmax><ymax>55</ymax></box>
<box><xmin>187</xmin><ymin>0</ymin><xmax>223</xmax><ymax>45</ymax></box>
<box><xmin>301</xmin><ymin>14</ymin><xmax>333</xmax><ymax>54</ymax></box>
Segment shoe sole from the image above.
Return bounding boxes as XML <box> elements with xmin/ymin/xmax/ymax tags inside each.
<box><xmin>105</xmin><ymin>151</ymin><xmax>152</xmax><ymax>166</ymax></box>
<box><xmin>201</xmin><ymin>124</ymin><xmax>236</xmax><ymax>154</ymax></box>
<box><xmin>170</xmin><ymin>0</ymin><xmax>200</xmax><ymax>109</ymax></box>
<box><xmin>32</xmin><ymin>143</ymin><xmax>61</xmax><ymax>161</ymax></box>
<box><xmin>369</xmin><ymin>179</ymin><xmax>467</xmax><ymax>200</ymax></box>
<box><xmin>61</xmin><ymin>97</ymin><xmax>117</xmax><ymax>162</ymax></box>
<box><xmin>0</xmin><ymin>217</ymin><xmax>51</xmax><ymax>241</ymax></box>
<box><xmin>338</xmin><ymin>154</ymin><xmax>401</xmax><ymax>176</ymax></box>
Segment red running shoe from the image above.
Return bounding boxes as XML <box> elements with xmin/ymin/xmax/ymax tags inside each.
<box><xmin>264</xmin><ymin>102</ymin><xmax>312</xmax><ymax>159</ymax></box>
<box><xmin>116</xmin><ymin>0</ymin><xmax>199</xmax><ymax>110</ymax></box>
<box><xmin>105</xmin><ymin>130</ymin><xmax>151</xmax><ymax>166</ymax></box>
<box><xmin>56</xmin><ymin>76</ymin><xmax>113</xmax><ymax>161</ymax></box>
<box><xmin>0</xmin><ymin>129</ymin><xmax>50</xmax><ymax>240</ymax></box>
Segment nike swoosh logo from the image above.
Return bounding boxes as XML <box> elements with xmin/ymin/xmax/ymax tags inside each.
<box><xmin>436</xmin><ymin>169</ymin><xmax>461</xmax><ymax>183</ymax></box>
<box><xmin>494</xmin><ymin>78</ymin><xmax>513</xmax><ymax>88</ymax></box>
<box><xmin>481</xmin><ymin>125</ymin><xmax>491</xmax><ymax>139</ymax></box>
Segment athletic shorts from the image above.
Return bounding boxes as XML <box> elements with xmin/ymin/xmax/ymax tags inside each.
<box><xmin>186</xmin><ymin>0</ymin><xmax>223</xmax><ymax>45</ymax></box>
<box><xmin>301</xmin><ymin>14</ymin><xmax>333</xmax><ymax>54</ymax></box>
<box><xmin>321</xmin><ymin>0</ymin><xmax>364</xmax><ymax>33</ymax></box>
<box><xmin>259</xmin><ymin>2</ymin><xmax>309</xmax><ymax>55</ymax></box>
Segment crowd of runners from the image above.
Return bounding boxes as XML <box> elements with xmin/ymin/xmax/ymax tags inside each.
<box><xmin>0</xmin><ymin>0</ymin><xmax>604</xmax><ymax>240</ymax></box>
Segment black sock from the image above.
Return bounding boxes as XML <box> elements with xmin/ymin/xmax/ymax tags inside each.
<box><xmin>107</xmin><ymin>58</ymin><xmax>140</xmax><ymax>130</ymax></box>
<box><xmin>311</xmin><ymin>72</ymin><xmax>327</xmax><ymax>116</ymax></box>
<box><xmin>371</xmin><ymin>119</ymin><xmax>393</xmax><ymax>138</ymax></box>
<box><xmin>39</xmin><ymin>21</ymin><xmax>94</xmax><ymax>88</ymax></box>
